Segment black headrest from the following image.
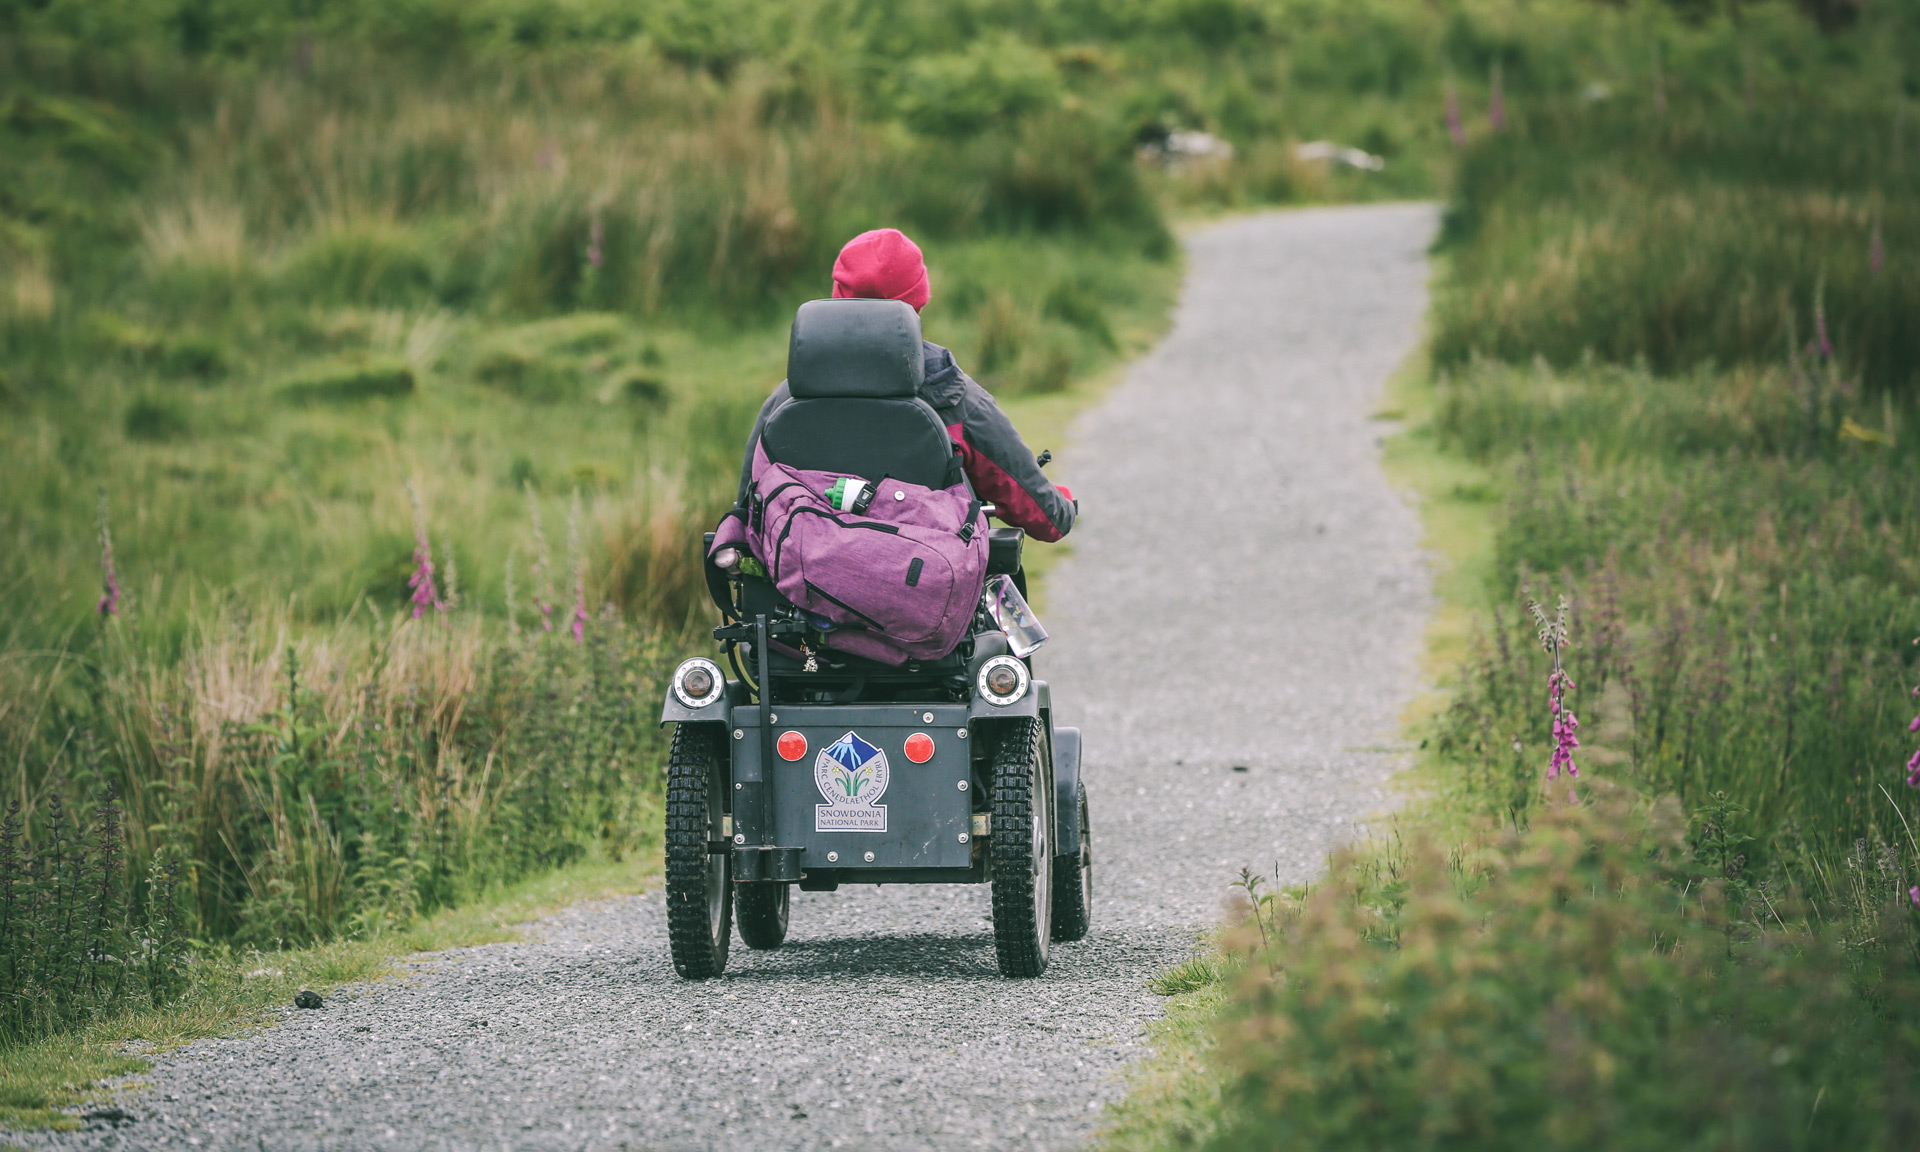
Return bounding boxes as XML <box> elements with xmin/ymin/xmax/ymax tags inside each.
<box><xmin>786</xmin><ymin>298</ymin><xmax>924</xmax><ymax>399</ymax></box>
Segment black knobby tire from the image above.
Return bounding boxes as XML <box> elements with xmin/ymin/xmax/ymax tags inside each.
<box><xmin>736</xmin><ymin>883</ymin><xmax>790</xmax><ymax>950</ymax></box>
<box><xmin>665</xmin><ymin>723</ymin><xmax>732</xmax><ymax>979</ymax></box>
<box><xmin>1050</xmin><ymin>779</ymin><xmax>1092</xmax><ymax>943</ymax></box>
<box><xmin>989</xmin><ymin>717</ymin><xmax>1052</xmax><ymax>977</ymax></box>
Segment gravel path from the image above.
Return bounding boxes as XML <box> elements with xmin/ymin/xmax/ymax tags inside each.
<box><xmin>22</xmin><ymin>203</ymin><xmax>1437</xmax><ymax>1152</ymax></box>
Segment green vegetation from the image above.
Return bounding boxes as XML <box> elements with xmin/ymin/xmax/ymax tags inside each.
<box><xmin>5</xmin><ymin>0</ymin><xmax>1455</xmax><ymax>1122</ymax></box>
<box><xmin>1108</xmin><ymin>3</ymin><xmax>1920</xmax><ymax>1150</ymax></box>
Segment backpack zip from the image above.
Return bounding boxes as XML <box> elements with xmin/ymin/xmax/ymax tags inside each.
<box><xmin>770</xmin><ymin>505</ymin><xmax>900</xmax><ymax>576</ymax></box>
<box><xmin>802</xmin><ymin>580</ymin><xmax>885</xmax><ymax>631</ymax></box>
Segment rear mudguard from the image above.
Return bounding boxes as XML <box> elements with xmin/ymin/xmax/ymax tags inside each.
<box><xmin>660</xmin><ymin>677</ymin><xmax>746</xmax><ymax>725</ymax></box>
<box><xmin>968</xmin><ymin>678</ymin><xmax>1049</xmax><ymax>722</ymax></box>
<box><xmin>1052</xmin><ymin>725</ymin><xmax>1082</xmax><ymax>859</ymax></box>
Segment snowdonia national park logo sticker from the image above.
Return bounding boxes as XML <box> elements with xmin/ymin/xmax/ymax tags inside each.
<box><xmin>814</xmin><ymin>731</ymin><xmax>890</xmax><ymax>832</ymax></box>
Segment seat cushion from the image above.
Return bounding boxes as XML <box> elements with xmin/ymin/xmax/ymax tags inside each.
<box><xmin>761</xmin><ymin>395</ymin><xmax>960</xmax><ymax>491</ymax></box>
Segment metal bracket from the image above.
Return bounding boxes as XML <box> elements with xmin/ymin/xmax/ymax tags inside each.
<box><xmin>732</xmin><ymin>845</ymin><xmax>804</xmax><ymax>882</ymax></box>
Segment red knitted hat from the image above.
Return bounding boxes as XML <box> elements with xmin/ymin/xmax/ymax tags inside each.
<box><xmin>831</xmin><ymin>228</ymin><xmax>931</xmax><ymax>312</ymax></box>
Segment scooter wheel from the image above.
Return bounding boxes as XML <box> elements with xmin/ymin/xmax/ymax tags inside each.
<box><xmin>665</xmin><ymin>723</ymin><xmax>731</xmax><ymax>979</ymax></box>
<box><xmin>989</xmin><ymin>717</ymin><xmax>1052</xmax><ymax>977</ymax></box>
<box><xmin>736</xmin><ymin>882</ymin><xmax>790</xmax><ymax>950</ymax></box>
<box><xmin>1050</xmin><ymin>779</ymin><xmax>1092</xmax><ymax>943</ymax></box>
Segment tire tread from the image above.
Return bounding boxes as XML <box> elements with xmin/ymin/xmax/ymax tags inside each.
<box><xmin>665</xmin><ymin>724</ymin><xmax>730</xmax><ymax>979</ymax></box>
<box><xmin>989</xmin><ymin>717</ymin><xmax>1050</xmax><ymax>977</ymax></box>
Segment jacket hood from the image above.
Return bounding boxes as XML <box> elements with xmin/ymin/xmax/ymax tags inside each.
<box><xmin>918</xmin><ymin>341</ymin><xmax>968</xmax><ymax>411</ymax></box>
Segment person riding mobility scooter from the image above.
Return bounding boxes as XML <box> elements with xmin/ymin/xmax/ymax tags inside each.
<box><xmin>659</xmin><ymin>296</ymin><xmax>1092</xmax><ymax>979</ymax></box>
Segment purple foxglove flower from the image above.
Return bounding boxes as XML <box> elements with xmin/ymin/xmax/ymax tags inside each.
<box><xmin>1907</xmin><ymin>715</ymin><xmax>1919</xmax><ymax>733</ymax></box>
<box><xmin>1911</xmin><ymin>886</ymin><xmax>1920</xmax><ymax>909</ymax></box>
<box><xmin>1871</xmin><ymin>221</ymin><xmax>1884</xmax><ymax>274</ymax></box>
<box><xmin>1446</xmin><ymin>83</ymin><xmax>1465</xmax><ymax>147</ymax></box>
<box><xmin>1489</xmin><ymin>66</ymin><xmax>1505</xmax><ymax>131</ymax></box>
<box><xmin>406</xmin><ymin>485</ymin><xmax>444</xmax><ymax>619</ymax></box>
<box><xmin>407</xmin><ymin>541</ymin><xmax>439</xmax><ymax>619</ymax></box>
<box><xmin>572</xmin><ymin>576</ymin><xmax>587</xmax><ymax>643</ymax></box>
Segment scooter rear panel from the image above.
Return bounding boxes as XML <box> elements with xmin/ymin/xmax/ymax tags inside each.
<box><xmin>731</xmin><ymin>704</ymin><xmax>974</xmax><ymax>871</ymax></box>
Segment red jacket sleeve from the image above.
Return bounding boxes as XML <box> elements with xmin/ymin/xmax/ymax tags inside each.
<box><xmin>945</xmin><ymin>380</ymin><xmax>1075</xmax><ymax>542</ymax></box>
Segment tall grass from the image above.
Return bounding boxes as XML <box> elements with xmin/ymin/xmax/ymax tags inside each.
<box><xmin>1436</xmin><ymin>95</ymin><xmax>1920</xmax><ymax>388</ymax></box>
<box><xmin>1</xmin><ymin>596</ymin><xmax>675</xmax><ymax>1043</ymax></box>
<box><xmin>1431</xmin><ymin>356</ymin><xmax>1920</xmax><ymax>884</ymax></box>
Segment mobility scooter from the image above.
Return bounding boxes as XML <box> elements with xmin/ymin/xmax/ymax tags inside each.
<box><xmin>659</xmin><ymin>298</ymin><xmax>1091</xmax><ymax>979</ymax></box>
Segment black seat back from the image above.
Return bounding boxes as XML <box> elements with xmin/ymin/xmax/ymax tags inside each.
<box><xmin>762</xmin><ymin>299</ymin><xmax>962</xmax><ymax>491</ymax></box>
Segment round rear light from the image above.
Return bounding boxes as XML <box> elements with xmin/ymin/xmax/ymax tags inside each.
<box><xmin>778</xmin><ymin>731</ymin><xmax>807</xmax><ymax>761</ymax></box>
<box><xmin>904</xmin><ymin>733</ymin><xmax>935</xmax><ymax>763</ymax></box>
<box><xmin>671</xmin><ymin>658</ymin><xmax>725</xmax><ymax>708</ymax></box>
<box><xmin>976</xmin><ymin>655</ymin><xmax>1030</xmax><ymax>706</ymax></box>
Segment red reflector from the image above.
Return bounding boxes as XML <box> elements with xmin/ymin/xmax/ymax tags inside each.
<box><xmin>904</xmin><ymin>732</ymin><xmax>935</xmax><ymax>763</ymax></box>
<box><xmin>777</xmin><ymin>731</ymin><xmax>807</xmax><ymax>761</ymax></box>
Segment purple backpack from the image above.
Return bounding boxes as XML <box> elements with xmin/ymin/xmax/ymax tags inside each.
<box><xmin>711</xmin><ymin>299</ymin><xmax>988</xmax><ymax>665</ymax></box>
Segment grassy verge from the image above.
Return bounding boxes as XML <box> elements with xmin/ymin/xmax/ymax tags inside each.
<box><xmin>0</xmin><ymin>842</ymin><xmax>659</xmax><ymax>1132</ymax></box>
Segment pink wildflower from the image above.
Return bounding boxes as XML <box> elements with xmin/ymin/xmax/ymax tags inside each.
<box><xmin>1549</xmin><ymin>668</ymin><xmax>1581</xmax><ymax>780</ymax></box>
<box><xmin>1446</xmin><ymin>81</ymin><xmax>1466</xmax><ymax>147</ymax></box>
<box><xmin>1812</xmin><ymin>292</ymin><xmax>1834</xmax><ymax>360</ymax></box>
<box><xmin>1906</xmin><ymin>747</ymin><xmax>1920</xmax><ymax>789</ymax></box>
<box><xmin>1911</xmin><ymin>886</ymin><xmax>1920</xmax><ymax>910</ymax></box>
<box><xmin>1530</xmin><ymin>596</ymin><xmax>1580</xmax><ymax>783</ymax></box>
<box><xmin>1871</xmin><ymin>218</ymin><xmax>1884</xmax><ymax>274</ymax></box>
<box><xmin>96</xmin><ymin>493</ymin><xmax>120</xmax><ymax>618</ymax></box>
<box><xmin>567</xmin><ymin>490</ymin><xmax>587</xmax><ymax>643</ymax></box>
<box><xmin>572</xmin><ymin>574</ymin><xmax>587</xmax><ymax>643</ymax></box>
<box><xmin>406</xmin><ymin>483</ymin><xmax>443</xmax><ymax>619</ymax></box>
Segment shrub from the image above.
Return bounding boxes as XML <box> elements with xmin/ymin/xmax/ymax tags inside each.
<box><xmin>123</xmin><ymin>395</ymin><xmax>191</xmax><ymax>440</ymax></box>
<box><xmin>620</xmin><ymin>373</ymin><xmax>668</xmax><ymax>408</ymax></box>
<box><xmin>279</xmin><ymin>358</ymin><xmax>415</xmax><ymax>404</ymax></box>
<box><xmin>972</xmin><ymin>290</ymin><xmax>1028</xmax><ymax>375</ymax></box>
<box><xmin>1043</xmin><ymin>278</ymin><xmax>1115</xmax><ymax>348</ymax></box>
<box><xmin>1208</xmin><ymin>788</ymin><xmax>1920</xmax><ymax>1152</ymax></box>
<box><xmin>898</xmin><ymin>35</ymin><xmax>1062</xmax><ymax>138</ymax></box>
<box><xmin>156</xmin><ymin>334</ymin><xmax>228</xmax><ymax>379</ymax></box>
<box><xmin>1007</xmin><ymin>337</ymin><xmax>1074</xmax><ymax>396</ymax></box>
<box><xmin>281</xmin><ymin>221</ymin><xmax>436</xmax><ymax>307</ymax></box>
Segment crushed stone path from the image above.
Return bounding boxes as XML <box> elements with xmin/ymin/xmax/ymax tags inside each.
<box><xmin>21</xmin><ymin>203</ymin><xmax>1438</xmax><ymax>1152</ymax></box>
